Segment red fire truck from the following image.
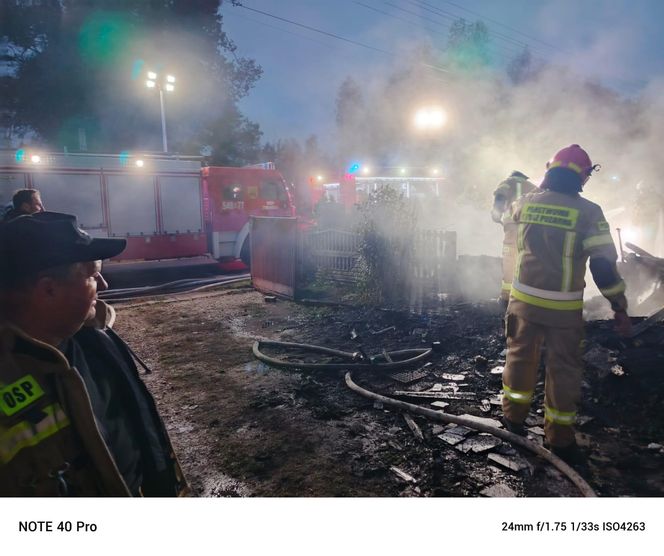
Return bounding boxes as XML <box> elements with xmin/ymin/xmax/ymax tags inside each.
<box><xmin>307</xmin><ymin>170</ymin><xmax>444</xmax><ymax>213</ymax></box>
<box><xmin>202</xmin><ymin>164</ymin><xmax>295</xmax><ymax>265</ymax></box>
<box><xmin>0</xmin><ymin>151</ymin><xmax>294</xmax><ymax>268</ymax></box>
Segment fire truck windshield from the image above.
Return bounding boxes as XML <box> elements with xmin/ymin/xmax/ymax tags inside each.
<box><xmin>260</xmin><ymin>181</ymin><xmax>288</xmax><ymax>201</ymax></box>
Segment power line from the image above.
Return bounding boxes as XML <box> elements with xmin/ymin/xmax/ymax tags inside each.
<box><xmin>441</xmin><ymin>0</ymin><xmax>560</xmax><ymax>52</ymax></box>
<box><xmin>432</xmin><ymin>1</ymin><xmax>650</xmax><ymax>92</ymax></box>
<box><xmin>402</xmin><ymin>0</ymin><xmax>551</xmax><ymax>59</ymax></box>
<box><xmin>354</xmin><ymin>0</ymin><xmax>446</xmax><ymax>37</ymax></box>
<box><xmin>236</xmin><ymin>4</ymin><xmax>393</xmax><ymax>57</ymax></box>
<box><xmin>387</xmin><ymin>0</ymin><xmax>518</xmax><ymax>55</ymax></box>
<box><xmin>233</xmin><ymin>2</ymin><xmax>451</xmax><ymax>75</ymax></box>
<box><xmin>224</xmin><ymin>10</ymin><xmax>339</xmax><ymax>51</ymax></box>
<box><xmin>411</xmin><ymin>0</ymin><xmax>542</xmax><ymax>54</ymax></box>
<box><xmin>381</xmin><ymin>0</ymin><xmax>540</xmax><ymax>62</ymax></box>
<box><xmin>228</xmin><ymin>6</ymin><xmax>458</xmax><ymax>78</ymax></box>
<box><xmin>354</xmin><ymin>0</ymin><xmax>522</xmax><ymax>64</ymax></box>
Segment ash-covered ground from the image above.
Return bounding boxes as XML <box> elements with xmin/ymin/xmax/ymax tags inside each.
<box><xmin>113</xmin><ymin>287</ymin><xmax>664</xmax><ymax>497</ymax></box>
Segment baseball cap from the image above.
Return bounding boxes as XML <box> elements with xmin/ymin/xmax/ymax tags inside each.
<box><xmin>0</xmin><ymin>212</ymin><xmax>126</xmax><ymax>284</ymax></box>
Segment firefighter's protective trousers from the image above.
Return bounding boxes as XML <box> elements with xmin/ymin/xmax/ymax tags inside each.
<box><xmin>502</xmin><ymin>314</ymin><xmax>583</xmax><ymax>448</ymax></box>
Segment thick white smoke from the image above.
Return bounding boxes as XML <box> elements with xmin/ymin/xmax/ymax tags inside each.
<box><xmin>334</xmin><ymin>41</ymin><xmax>664</xmax><ymax>258</ymax></box>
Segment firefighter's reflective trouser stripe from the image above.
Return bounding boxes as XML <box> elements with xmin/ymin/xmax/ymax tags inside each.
<box><xmin>0</xmin><ymin>404</ymin><xmax>70</xmax><ymax>464</ymax></box>
<box><xmin>502</xmin><ymin>314</ymin><xmax>583</xmax><ymax>448</ymax></box>
<box><xmin>501</xmin><ymin>243</ymin><xmax>516</xmax><ymax>301</ymax></box>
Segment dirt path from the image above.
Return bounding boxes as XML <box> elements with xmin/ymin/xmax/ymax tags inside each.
<box><xmin>113</xmin><ymin>288</ymin><xmax>664</xmax><ymax>497</ymax></box>
<box><xmin>115</xmin><ymin>289</ymin><xmax>405</xmax><ymax>496</ymax></box>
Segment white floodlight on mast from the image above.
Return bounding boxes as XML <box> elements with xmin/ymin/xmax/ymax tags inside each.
<box><xmin>145</xmin><ymin>70</ymin><xmax>175</xmax><ymax>153</ymax></box>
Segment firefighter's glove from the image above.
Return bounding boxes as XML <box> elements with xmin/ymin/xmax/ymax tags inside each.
<box><xmin>614</xmin><ymin>310</ymin><xmax>632</xmax><ymax>337</ymax></box>
<box><xmin>490</xmin><ymin>207</ymin><xmax>503</xmax><ymax>223</ymax></box>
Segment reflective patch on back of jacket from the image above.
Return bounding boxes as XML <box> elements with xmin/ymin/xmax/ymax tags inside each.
<box><xmin>520</xmin><ymin>203</ymin><xmax>579</xmax><ymax>230</ymax></box>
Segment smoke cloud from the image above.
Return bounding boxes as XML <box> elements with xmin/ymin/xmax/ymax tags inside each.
<box><xmin>329</xmin><ymin>30</ymin><xmax>664</xmax><ymax>308</ymax></box>
<box><xmin>339</xmin><ymin>57</ymin><xmax>658</xmax><ymax>229</ymax></box>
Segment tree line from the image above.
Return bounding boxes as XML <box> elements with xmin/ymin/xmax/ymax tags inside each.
<box><xmin>5</xmin><ymin>1</ymin><xmax>635</xmax><ymax>206</ymax></box>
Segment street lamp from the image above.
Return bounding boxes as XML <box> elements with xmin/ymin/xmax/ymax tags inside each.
<box><xmin>146</xmin><ymin>71</ymin><xmax>176</xmax><ymax>153</ymax></box>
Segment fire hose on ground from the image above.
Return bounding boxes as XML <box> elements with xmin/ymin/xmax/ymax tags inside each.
<box><xmin>252</xmin><ymin>340</ymin><xmax>434</xmax><ymax>371</ymax></box>
<box><xmin>100</xmin><ymin>275</ymin><xmax>250</xmax><ymax>303</ymax></box>
<box><xmin>252</xmin><ymin>339</ymin><xmax>597</xmax><ymax>498</ymax></box>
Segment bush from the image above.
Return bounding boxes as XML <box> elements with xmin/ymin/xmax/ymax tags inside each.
<box><xmin>354</xmin><ymin>188</ymin><xmax>417</xmax><ymax>306</ymax></box>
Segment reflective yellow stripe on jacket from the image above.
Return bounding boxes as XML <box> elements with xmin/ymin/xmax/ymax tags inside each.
<box><xmin>582</xmin><ymin>233</ymin><xmax>614</xmax><ymax>250</ymax></box>
<box><xmin>0</xmin><ymin>404</ymin><xmax>70</xmax><ymax>464</ymax></box>
<box><xmin>561</xmin><ymin>231</ymin><xmax>576</xmax><ymax>292</ymax></box>
<box><xmin>511</xmin><ymin>279</ymin><xmax>584</xmax><ymax>311</ymax></box>
<box><xmin>514</xmin><ymin>223</ymin><xmax>526</xmax><ymax>282</ymax></box>
<box><xmin>600</xmin><ymin>280</ymin><xmax>626</xmax><ymax>297</ymax></box>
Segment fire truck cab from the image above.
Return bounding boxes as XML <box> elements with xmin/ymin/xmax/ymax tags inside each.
<box><xmin>202</xmin><ymin>164</ymin><xmax>294</xmax><ymax>265</ymax></box>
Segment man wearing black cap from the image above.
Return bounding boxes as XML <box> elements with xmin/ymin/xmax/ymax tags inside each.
<box><xmin>0</xmin><ymin>212</ymin><xmax>187</xmax><ymax>496</ymax></box>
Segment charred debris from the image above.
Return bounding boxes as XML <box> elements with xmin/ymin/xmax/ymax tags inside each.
<box><xmin>253</xmin><ymin>289</ymin><xmax>664</xmax><ymax>497</ymax></box>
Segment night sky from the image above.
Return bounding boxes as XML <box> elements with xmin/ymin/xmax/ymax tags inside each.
<box><xmin>223</xmin><ymin>0</ymin><xmax>664</xmax><ymax>144</ymax></box>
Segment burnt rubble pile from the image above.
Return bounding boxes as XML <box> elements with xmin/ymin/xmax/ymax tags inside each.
<box><xmin>270</xmin><ymin>300</ymin><xmax>664</xmax><ymax>496</ymax></box>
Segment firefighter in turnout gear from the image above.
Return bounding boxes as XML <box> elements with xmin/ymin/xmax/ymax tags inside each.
<box><xmin>502</xmin><ymin>145</ymin><xmax>631</xmax><ymax>463</ymax></box>
<box><xmin>0</xmin><ymin>213</ymin><xmax>187</xmax><ymax>496</ymax></box>
<box><xmin>492</xmin><ymin>171</ymin><xmax>537</xmax><ymax>303</ymax></box>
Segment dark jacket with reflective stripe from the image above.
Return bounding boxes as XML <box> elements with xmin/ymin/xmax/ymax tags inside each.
<box><xmin>0</xmin><ymin>302</ymin><xmax>188</xmax><ymax>496</ymax></box>
<box><xmin>508</xmin><ymin>189</ymin><xmax>627</xmax><ymax>327</ymax></box>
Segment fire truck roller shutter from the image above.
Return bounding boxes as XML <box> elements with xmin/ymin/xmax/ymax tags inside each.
<box><xmin>159</xmin><ymin>176</ymin><xmax>204</xmax><ymax>234</ymax></box>
<box><xmin>106</xmin><ymin>174</ymin><xmax>157</xmax><ymax>236</ymax></box>
<box><xmin>29</xmin><ymin>172</ymin><xmax>105</xmax><ymax>231</ymax></box>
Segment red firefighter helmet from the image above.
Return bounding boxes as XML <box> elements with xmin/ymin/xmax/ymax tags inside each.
<box><xmin>546</xmin><ymin>144</ymin><xmax>599</xmax><ymax>184</ymax></box>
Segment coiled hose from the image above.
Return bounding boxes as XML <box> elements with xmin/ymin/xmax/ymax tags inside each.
<box><xmin>253</xmin><ymin>340</ymin><xmax>433</xmax><ymax>371</ymax></box>
<box><xmin>253</xmin><ymin>339</ymin><xmax>596</xmax><ymax>497</ymax></box>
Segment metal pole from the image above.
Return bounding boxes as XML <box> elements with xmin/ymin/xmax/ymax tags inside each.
<box><xmin>159</xmin><ymin>88</ymin><xmax>168</xmax><ymax>153</ymax></box>
<box><xmin>616</xmin><ymin>227</ymin><xmax>625</xmax><ymax>262</ymax></box>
